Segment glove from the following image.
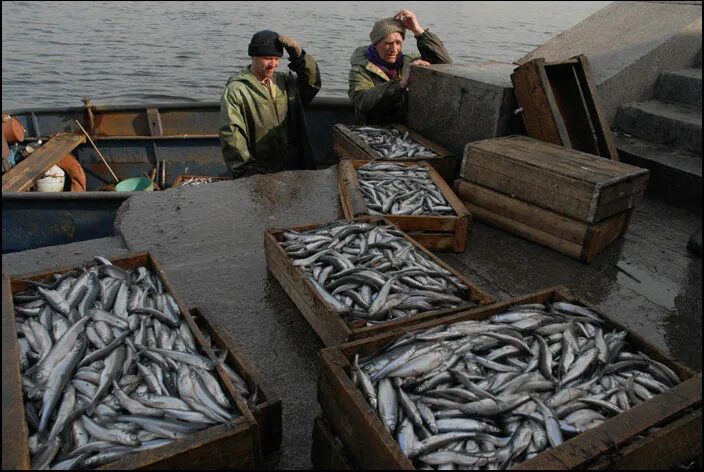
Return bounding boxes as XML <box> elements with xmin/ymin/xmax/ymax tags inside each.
<box><xmin>278</xmin><ymin>35</ymin><xmax>302</xmax><ymax>59</ymax></box>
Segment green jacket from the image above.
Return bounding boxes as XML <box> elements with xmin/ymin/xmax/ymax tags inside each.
<box><xmin>219</xmin><ymin>52</ymin><xmax>321</xmax><ymax>176</ymax></box>
<box><xmin>348</xmin><ymin>30</ymin><xmax>452</xmax><ymax>125</ymax></box>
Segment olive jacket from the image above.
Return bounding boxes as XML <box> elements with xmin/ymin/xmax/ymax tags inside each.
<box><xmin>219</xmin><ymin>51</ymin><xmax>320</xmax><ymax>176</ymax></box>
<box><xmin>348</xmin><ymin>30</ymin><xmax>452</xmax><ymax>125</ymax></box>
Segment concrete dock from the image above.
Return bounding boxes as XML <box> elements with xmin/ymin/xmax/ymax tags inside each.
<box><xmin>3</xmin><ymin>167</ymin><xmax>701</xmax><ymax>468</ymax></box>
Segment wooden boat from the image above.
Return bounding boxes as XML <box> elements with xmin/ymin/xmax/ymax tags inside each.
<box><xmin>2</xmin><ymin>98</ymin><xmax>355</xmax><ymax>253</ymax></box>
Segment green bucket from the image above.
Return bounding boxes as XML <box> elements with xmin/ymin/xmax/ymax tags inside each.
<box><xmin>115</xmin><ymin>177</ymin><xmax>154</xmax><ymax>192</ymax></box>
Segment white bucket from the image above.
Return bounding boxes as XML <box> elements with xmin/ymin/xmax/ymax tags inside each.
<box><xmin>36</xmin><ymin>175</ymin><xmax>65</xmax><ymax>192</ymax></box>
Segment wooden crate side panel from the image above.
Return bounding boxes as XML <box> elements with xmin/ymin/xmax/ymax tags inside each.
<box><xmin>338</xmin><ymin>160</ymin><xmax>369</xmax><ymax>218</ymax></box>
<box><xmin>510</xmin><ymin>61</ymin><xmax>566</xmax><ymax>146</ymax></box>
<box><xmin>332</xmin><ymin>125</ymin><xmax>379</xmax><ymax>161</ymax></box>
<box><xmin>575</xmin><ymin>55</ymin><xmax>620</xmax><ymax>161</ymax></box>
<box><xmin>581</xmin><ymin>210</ymin><xmax>633</xmax><ymax>263</ymax></box>
<box><xmin>2</xmin><ymin>276</ymin><xmax>31</xmax><ymax>470</ymax></box>
<box><xmin>319</xmin><ymin>350</ymin><xmax>413</xmax><ymax>469</ymax></box>
<box><xmin>597</xmin><ymin>173</ymin><xmax>649</xmax><ymax>205</ymax></box>
<box><xmin>190</xmin><ymin>307</ymin><xmax>282</xmax><ymax>455</ymax></box>
<box><xmin>311</xmin><ymin>416</ymin><xmax>356</xmax><ymax>470</ymax></box>
<box><xmin>104</xmin><ymin>422</ymin><xmax>257</xmax><ymax>470</ymax></box>
<box><xmin>264</xmin><ymin>231</ymin><xmax>352</xmax><ymax>346</ymax></box>
<box><xmin>588</xmin><ymin>409</ymin><xmax>702</xmax><ymax>469</ymax></box>
<box><xmin>455</xmin><ymin>179</ymin><xmax>589</xmax><ymax>244</ymax></box>
<box><xmin>465</xmin><ymin>164</ymin><xmax>594</xmax><ymax>222</ymax></box>
<box><xmin>462</xmin><ymin>198</ymin><xmax>585</xmax><ymax>260</ymax></box>
<box><xmin>404</xmin><ymin>232</ymin><xmax>455</xmax><ymax>252</ymax></box>
<box><xmin>515</xmin><ymin>377</ymin><xmax>702</xmax><ymax>470</ymax></box>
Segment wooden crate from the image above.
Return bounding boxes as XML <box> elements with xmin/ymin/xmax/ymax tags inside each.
<box><xmin>172</xmin><ymin>174</ymin><xmax>231</xmax><ymax>188</ymax></box>
<box><xmin>2</xmin><ymin>253</ymin><xmax>262</xmax><ymax>470</ymax></box>
<box><xmin>311</xmin><ymin>415</ymin><xmax>357</xmax><ymax>470</ymax></box>
<box><xmin>461</xmin><ymin>135</ymin><xmax>649</xmax><ymax>224</ymax></box>
<box><xmin>264</xmin><ymin>218</ymin><xmax>494</xmax><ymax>347</ymax></box>
<box><xmin>318</xmin><ymin>286</ymin><xmax>702</xmax><ymax>470</ymax></box>
<box><xmin>338</xmin><ymin>160</ymin><xmax>471</xmax><ymax>252</ymax></box>
<box><xmin>511</xmin><ymin>55</ymin><xmax>619</xmax><ymax>161</ymax></box>
<box><xmin>454</xmin><ymin>179</ymin><xmax>633</xmax><ymax>263</ymax></box>
<box><xmin>189</xmin><ymin>306</ymin><xmax>282</xmax><ymax>455</ymax></box>
<box><xmin>332</xmin><ymin>123</ymin><xmax>457</xmax><ymax>182</ymax></box>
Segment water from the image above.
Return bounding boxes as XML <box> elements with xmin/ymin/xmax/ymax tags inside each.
<box><xmin>2</xmin><ymin>1</ymin><xmax>610</xmax><ymax>110</ymax></box>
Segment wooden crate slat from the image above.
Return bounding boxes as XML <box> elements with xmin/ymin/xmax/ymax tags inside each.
<box><xmin>2</xmin><ymin>133</ymin><xmax>86</xmax><ymax>192</ymax></box>
<box><xmin>189</xmin><ymin>307</ymin><xmax>282</xmax><ymax>455</ymax></box>
<box><xmin>319</xmin><ymin>287</ymin><xmax>700</xmax><ymax>470</ymax></box>
<box><xmin>6</xmin><ymin>253</ymin><xmax>262</xmax><ymax>469</ymax></box>
<box><xmin>311</xmin><ymin>416</ymin><xmax>356</xmax><ymax>470</ymax></box>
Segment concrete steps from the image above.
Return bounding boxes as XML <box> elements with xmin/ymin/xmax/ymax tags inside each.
<box><xmin>615</xmin><ymin>99</ymin><xmax>701</xmax><ymax>154</ymax></box>
<box><xmin>657</xmin><ymin>68</ymin><xmax>702</xmax><ymax>107</ymax></box>
<box><xmin>615</xmin><ymin>134</ymin><xmax>701</xmax><ymax>210</ymax></box>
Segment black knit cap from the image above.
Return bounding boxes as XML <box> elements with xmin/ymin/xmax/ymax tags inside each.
<box><xmin>248</xmin><ymin>30</ymin><xmax>283</xmax><ymax>57</ymax></box>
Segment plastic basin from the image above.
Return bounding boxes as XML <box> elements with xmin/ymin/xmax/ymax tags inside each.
<box><xmin>115</xmin><ymin>177</ymin><xmax>154</xmax><ymax>192</ymax></box>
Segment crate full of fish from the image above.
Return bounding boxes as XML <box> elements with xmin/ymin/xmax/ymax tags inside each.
<box><xmin>264</xmin><ymin>218</ymin><xmax>493</xmax><ymax>347</ymax></box>
<box><xmin>338</xmin><ymin>160</ymin><xmax>471</xmax><ymax>253</ymax></box>
<box><xmin>332</xmin><ymin>123</ymin><xmax>457</xmax><ymax>182</ymax></box>
<box><xmin>172</xmin><ymin>175</ymin><xmax>231</xmax><ymax>188</ymax></box>
<box><xmin>2</xmin><ymin>253</ymin><xmax>262</xmax><ymax>470</ymax></box>
<box><xmin>318</xmin><ymin>286</ymin><xmax>701</xmax><ymax>470</ymax></box>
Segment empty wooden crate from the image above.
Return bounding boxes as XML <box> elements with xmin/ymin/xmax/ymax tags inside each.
<box><xmin>461</xmin><ymin>135</ymin><xmax>649</xmax><ymax>224</ymax></box>
<box><xmin>338</xmin><ymin>160</ymin><xmax>471</xmax><ymax>252</ymax></box>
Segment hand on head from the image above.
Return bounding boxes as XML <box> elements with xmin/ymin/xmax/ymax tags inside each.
<box><xmin>393</xmin><ymin>9</ymin><xmax>424</xmax><ymax>36</ymax></box>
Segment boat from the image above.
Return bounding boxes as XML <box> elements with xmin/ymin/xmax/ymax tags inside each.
<box><xmin>2</xmin><ymin>97</ymin><xmax>355</xmax><ymax>253</ymax></box>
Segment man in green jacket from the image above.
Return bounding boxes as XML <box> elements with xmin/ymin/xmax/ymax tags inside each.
<box><xmin>219</xmin><ymin>30</ymin><xmax>321</xmax><ymax>178</ymax></box>
<box><xmin>348</xmin><ymin>9</ymin><xmax>452</xmax><ymax>125</ymax></box>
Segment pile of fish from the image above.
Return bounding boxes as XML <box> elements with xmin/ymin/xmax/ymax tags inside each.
<box><xmin>351</xmin><ymin>301</ymin><xmax>681</xmax><ymax>469</ymax></box>
<box><xmin>357</xmin><ymin>163</ymin><xmax>455</xmax><ymax>216</ymax></box>
<box><xmin>14</xmin><ymin>257</ymin><xmax>254</xmax><ymax>470</ymax></box>
<box><xmin>281</xmin><ymin>221</ymin><xmax>475</xmax><ymax>325</ymax></box>
<box><xmin>350</xmin><ymin>126</ymin><xmax>439</xmax><ymax>159</ymax></box>
<box><xmin>177</xmin><ymin>176</ymin><xmax>222</xmax><ymax>188</ymax></box>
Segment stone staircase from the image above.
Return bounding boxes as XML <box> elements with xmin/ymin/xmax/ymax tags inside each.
<box><xmin>614</xmin><ymin>50</ymin><xmax>702</xmax><ymax>210</ymax></box>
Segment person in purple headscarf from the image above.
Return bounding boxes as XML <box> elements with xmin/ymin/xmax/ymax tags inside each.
<box><xmin>348</xmin><ymin>9</ymin><xmax>452</xmax><ymax>125</ymax></box>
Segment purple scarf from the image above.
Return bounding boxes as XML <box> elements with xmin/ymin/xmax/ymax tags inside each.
<box><xmin>366</xmin><ymin>44</ymin><xmax>404</xmax><ymax>79</ymax></box>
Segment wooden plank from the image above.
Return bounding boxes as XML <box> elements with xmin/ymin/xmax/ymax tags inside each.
<box><xmin>511</xmin><ymin>60</ymin><xmax>567</xmax><ymax>146</ymax></box>
<box><xmin>575</xmin><ymin>55</ymin><xmax>620</xmax><ymax>161</ymax></box>
<box><xmin>588</xmin><ymin>409</ymin><xmax>702</xmax><ymax>469</ymax></box>
<box><xmin>311</xmin><ymin>416</ymin><xmax>356</xmax><ymax>470</ymax></box>
<box><xmin>338</xmin><ymin>160</ymin><xmax>369</xmax><ymax>217</ymax></box>
<box><xmin>320</xmin><ymin>287</ymin><xmax>700</xmax><ymax>470</ymax></box>
<box><xmin>6</xmin><ymin>253</ymin><xmax>262</xmax><ymax>469</ymax></box>
<box><xmin>264</xmin><ymin>218</ymin><xmax>493</xmax><ymax>346</ymax></box>
<box><xmin>515</xmin><ymin>377</ymin><xmax>702</xmax><ymax>469</ymax></box>
<box><xmin>462</xmin><ymin>197</ymin><xmax>585</xmax><ymax>260</ymax></box>
<box><xmin>2</xmin><ymin>276</ymin><xmax>31</xmax><ymax>470</ymax></box>
<box><xmin>190</xmin><ymin>307</ymin><xmax>282</xmax><ymax>455</ymax></box>
<box><xmin>455</xmin><ymin>179</ymin><xmax>589</xmax><ymax>244</ymax></box>
<box><xmin>146</xmin><ymin>107</ymin><xmax>164</xmax><ymax>137</ymax></box>
<box><xmin>1</xmin><ymin>133</ymin><xmax>86</xmax><ymax>192</ymax></box>
<box><xmin>319</xmin><ymin>349</ymin><xmax>414</xmax><ymax>469</ymax></box>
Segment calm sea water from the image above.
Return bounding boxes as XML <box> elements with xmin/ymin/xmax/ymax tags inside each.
<box><xmin>2</xmin><ymin>1</ymin><xmax>610</xmax><ymax>110</ymax></box>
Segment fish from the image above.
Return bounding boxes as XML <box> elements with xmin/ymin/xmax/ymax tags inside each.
<box><xmin>349</xmin><ymin>126</ymin><xmax>439</xmax><ymax>160</ymax></box>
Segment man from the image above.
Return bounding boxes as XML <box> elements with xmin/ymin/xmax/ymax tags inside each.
<box><xmin>348</xmin><ymin>10</ymin><xmax>452</xmax><ymax>125</ymax></box>
<box><xmin>219</xmin><ymin>30</ymin><xmax>321</xmax><ymax>178</ymax></box>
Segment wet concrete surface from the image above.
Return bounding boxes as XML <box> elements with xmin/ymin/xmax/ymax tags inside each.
<box><xmin>2</xmin><ymin>167</ymin><xmax>701</xmax><ymax>469</ymax></box>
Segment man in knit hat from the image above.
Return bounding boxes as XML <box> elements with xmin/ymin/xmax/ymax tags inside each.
<box><xmin>348</xmin><ymin>9</ymin><xmax>452</xmax><ymax>125</ymax></box>
<box><xmin>219</xmin><ymin>30</ymin><xmax>321</xmax><ymax>178</ymax></box>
